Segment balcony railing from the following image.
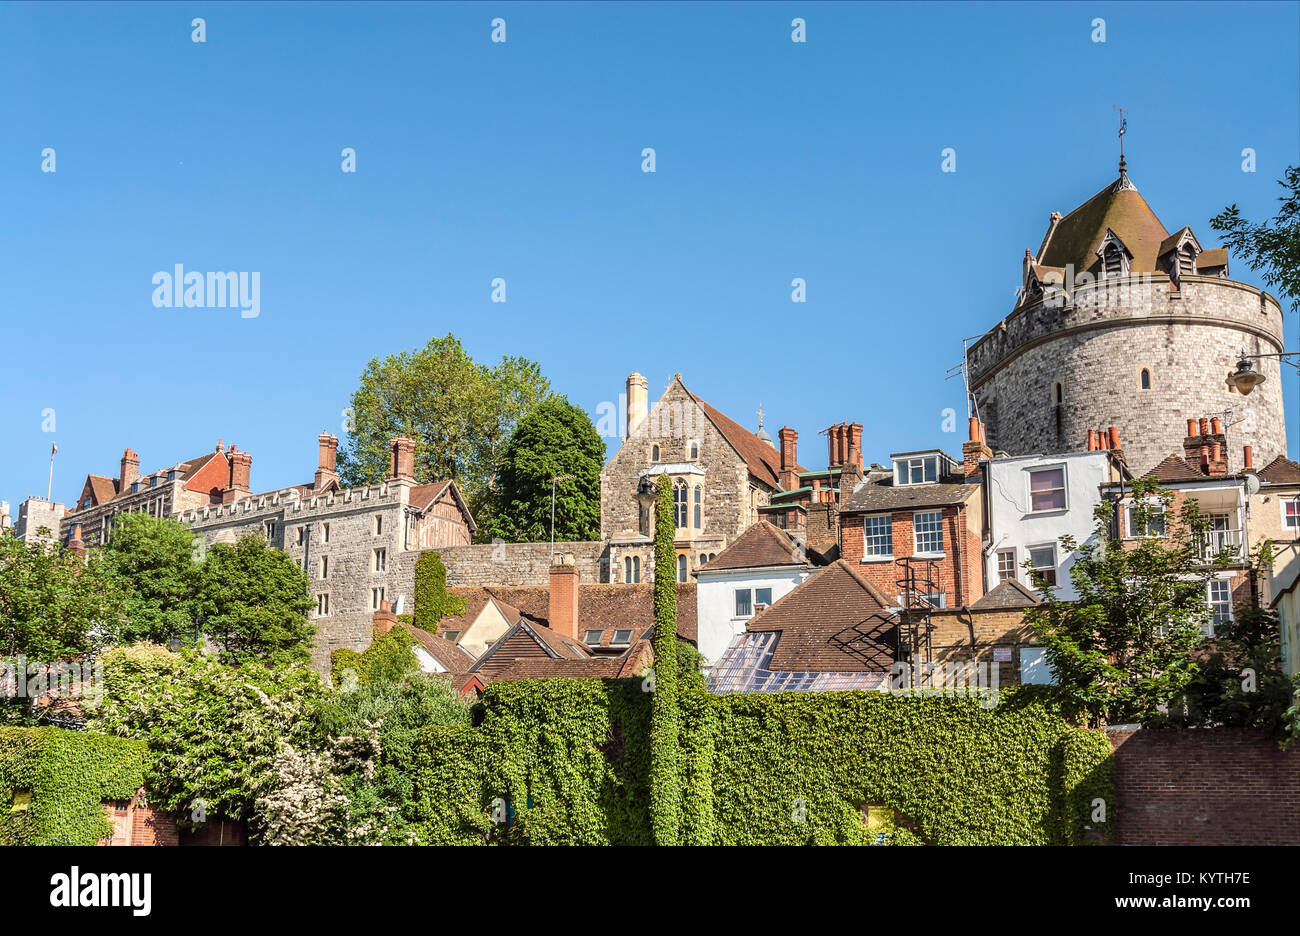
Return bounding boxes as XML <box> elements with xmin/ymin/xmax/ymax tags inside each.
<box><xmin>1197</xmin><ymin>528</ymin><xmax>1244</xmax><ymax>561</ymax></box>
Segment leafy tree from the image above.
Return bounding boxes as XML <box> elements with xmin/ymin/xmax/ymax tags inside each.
<box><xmin>1026</xmin><ymin>479</ymin><xmax>1232</xmax><ymax>727</ymax></box>
<box><xmin>309</xmin><ymin>671</ymin><xmax>471</xmax><ymax>844</ymax></box>
<box><xmin>193</xmin><ymin>534</ymin><xmax>316</xmax><ymax>666</ymax></box>
<box><xmin>90</xmin><ymin>643</ymin><xmax>326</xmax><ymax>837</ymax></box>
<box><xmin>1211</xmin><ymin>166</ymin><xmax>1300</xmax><ymax>313</ymax></box>
<box><xmin>1165</xmin><ymin>549</ymin><xmax>1300</xmax><ymax>742</ymax></box>
<box><xmin>332</xmin><ymin>625</ymin><xmax>419</xmax><ymax>688</ymax></box>
<box><xmin>99</xmin><ymin>513</ymin><xmax>202</xmax><ymax>644</ymax></box>
<box><xmin>648</xmin><ymin>475</ymin><xmax>680</xmax><ymax>844</ymax></box>
<box><xmin>335</xmin><ymin>334</ymin><xmax>550</xmax><ymax>530</ymax></box>
<box><xmin>0</xmin><ymin>530</ymin><xmax>124</xmax><ymax>659</ymax></box>
<box><xmin>485</xmin><ymin>396</ymin><xmax>604</xmax><ymax>543</ymax></box>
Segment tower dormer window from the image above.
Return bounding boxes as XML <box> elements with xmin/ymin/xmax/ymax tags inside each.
<box><xmin>1097</xmin><ymin>230</ymin><xmax>1131</xmax><ymax>278</ymax></box>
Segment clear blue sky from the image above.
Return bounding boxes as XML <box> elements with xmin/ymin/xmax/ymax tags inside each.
<box><xmin>2</xmin><ymin>1</ymin><xmax>1297</xmax><ymax>507</ymax></box>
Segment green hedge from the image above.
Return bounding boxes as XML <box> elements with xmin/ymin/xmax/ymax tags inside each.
<box><xmin>0</xmin><ymin>727</ymin><xmax>147</xmax><ymax>845</ymax></box>
<box><xmin>408</xmin><ymin>682</ymin><xmax>1114</xmax><ymax>845</ymax></box>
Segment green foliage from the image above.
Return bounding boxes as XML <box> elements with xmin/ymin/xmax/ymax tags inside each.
<box><xmin>335</xmin><ymin>333</ymin><xmax>551</xmax><ymax>531</ymax></box>
<box><xmin>1211</xmin><ymin>166</ymin><xmax>1300</xmax><ymax>314</ymax></box>
<box><xmin>310</xmin><ymin>672</ymin><xmax>473</xmax><ymax>844</ymax></box>
<box><xmin>413</xmin><ymin>551</ymin><xmax>466</xmax><ymax>631</ymax></box>
<box><xmin>331</xmin><ymin>625</ymin><xmax>419</xmax><ymax>688</ymax></box>
<box><xmin>0</xmin><ymin>531</ymin><xmax>125</xmax><ymax>658</ymax></box>
<box><xmin>1165</xmin><ymin>592</ymin><xmax>1300</xmax><ymax>741</ymax></box>
<box><xmin>100</xmin><ymin>512</ymin><xmax>203</xmax><ymax>645</ymax></box>
<box><xmin>0</xmin><ymin>727</ymin><xmax>146</xmax><ymax>845</ymax></box>
<box><xmin>1026</xmin><ymin>479</ymin><xmax>1228</xmax><ymax>727</ymax></box>
<box><xmin>484</xmin><ymin>396</ymin><xmax>604</xmax><ymax>543</ymax></box>
<box><xmin>193</xmin><ymin>533</ymin><xmax>316</xmax><ymax>666</ymax></box>
<box><xmin>405</xmin><ymin>681</ymin><xmax>1114</xmax><ymax>846</ymax></box>
<box><xmin>88</xmin><ymin>643</ymin><xmax>325</xmax><ymax>835</ymax></box>
<box><xmin>649</xmin><ymin>475</ymin><xmax>680</xmax><ymax>844</ymax></box>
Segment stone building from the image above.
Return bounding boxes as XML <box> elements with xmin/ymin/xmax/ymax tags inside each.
<box><xmin>179</xmin><ymin>435</ymin><xmax>474</xmax><ymax>669</ymax></box>
<box><xmin>967</xmin><ymin>161</ymin><xmax>1287</xmax><ymax>476</ymax></box>
<box><xmin>600</xmin><ymin>372</ymin><xmax>831</xmax><ymax>587</ymax></box>
<box><xmin>30</xmin><ymin>432</ymin><xmax>474</xmax><ymax>671</ymax></box>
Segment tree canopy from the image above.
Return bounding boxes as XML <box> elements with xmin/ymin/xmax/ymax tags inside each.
<box><xmin>1211</xmin><ymin>165</ymin><xmax>1300</xmax><ymax>313</ymax></box>
<box><xmin>100</xmin><ymin>512</ymin><xmax>202</xmax><ymax>645</ymax></box>
<box><xmin>1026</xmin><ymin>479</ymin><xmax>1232</xmax><ymax>727</ymax></box>
<box><xmin>336</xmin><ymin>333</ymin><xmax>550</xmax><ymax>532</ymax></box>
<box><xmin>484</xmin><ymin>395</ymin><xmax>604</xmax><ymax>543</ymax></box>
<box><xmin>193</xmin><ymin>533</ymin><xmax>316</xmax><ymax>667</ymax></box>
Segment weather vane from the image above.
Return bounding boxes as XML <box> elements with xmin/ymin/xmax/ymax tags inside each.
<box><xmin>1115</xmin><ymin>106</ymin><xmax>1128</xmax><ymax>174</ymax></box>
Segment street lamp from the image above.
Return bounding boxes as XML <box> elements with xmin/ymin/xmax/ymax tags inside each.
<box><xmin>1228</xmin><ymin>348</ymin><xmax>1300</xmax><ymax>395</ymax></box>
<box><xmin>549</xmin><ymin>474</ymin><xmax>575</xmax><ymax>561</ymax></box>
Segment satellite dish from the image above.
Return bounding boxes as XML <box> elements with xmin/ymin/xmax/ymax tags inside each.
<box><xmin>1244</xmin><ymin>473</ymin><xmax>1261</xmax><ymax>496</ymax></box>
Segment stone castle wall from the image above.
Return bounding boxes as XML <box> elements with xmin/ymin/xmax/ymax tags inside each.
<box><xmin>969</xmin><ymin>275</ymin><xmax>1286</xmax><ymax>475</ymax></box>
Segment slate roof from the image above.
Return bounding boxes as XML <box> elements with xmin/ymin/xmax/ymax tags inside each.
<box><xmin>487</xmin><ymin>646</ymin><xmax>650</xmax><ymax>682</ymax></box>
<box><xmin>1037</xmin><ymin>175</ymin><xmax>1171</xmax><ymax>275</ymax></box>
<box><xmin>840</xmin><ymin>479</ymin><xmax>976</xmax><ymax>513</ymax></box>
<box><xmin>1257</xmin><ymin>455</ymin><xmax>1300</xmax><ymax>485</ymax></box>
<box><xmin>697</xmin><ymin>521</ymin><xmax>815</xmax><ymax>572</ymax></box>
<box><xmin>970</xmin><ymin>579</ymin><xmax>1041</xmax><ymax>611</ymax></box>
<box><xmin>745</xmin><ymin>560</ymin><xmax>898</xmax><ymax>672</ymax></box>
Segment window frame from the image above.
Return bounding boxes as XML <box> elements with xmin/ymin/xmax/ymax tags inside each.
<box><xmin>996</xmin><ymin>547</ymin><xmax>1017</xmax><ymax>582</ymax></box>
<box><xmin>734</xmin><ymin>588</ymin><xmax>754</xmax><ymax>618</ymax></box>
<box><xmin>1026</xmin><ymin>464</ymin><xmax>1068</xmax><ymax>514</ymax></box>
<box><xmin>913</xmin><ymin>510</ymin><xmax>944</xmax><ymax>557</ymax></box>
<box><xmin>1026</xmin><ymin>543</ymin><xmax>1058</xmax><ymax>588</ymax></box>
<box><xmin>862</xmin><ymin>514</ymin><xmax>893</xmax><ymax>560</ymax></box>
<box><xmin>894</xmin><ymin>455</ymin><xmax>939</xmax><ymax>487</ymax></box>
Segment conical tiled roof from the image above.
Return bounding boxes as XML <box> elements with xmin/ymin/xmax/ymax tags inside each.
<box><xmin>1037</xmin><ymin>174</ymin><xmax>1170</xmax><ymax>275</ymax></box>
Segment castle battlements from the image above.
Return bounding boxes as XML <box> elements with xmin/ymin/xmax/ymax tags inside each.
<box><xmin>969</xmin><ymin>274</ymin><xmax>1284</xmax><ymax>388</ymax></box>
<box><xmin>180</xmin><ymin>481</ymin><xmax>405</xmax><ymax>526</ymax></box>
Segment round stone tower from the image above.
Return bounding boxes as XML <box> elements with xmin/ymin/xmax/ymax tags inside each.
<box><xmin>966</xmin><ymin>168</ymin><xmax>1286</xmax><ymax>476</ymax></box>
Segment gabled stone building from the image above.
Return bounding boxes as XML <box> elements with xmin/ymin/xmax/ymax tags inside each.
<box><xmin>600</xmin><ymin>372</ymin><xmax>815</xmax><ymax>586</ymax></box>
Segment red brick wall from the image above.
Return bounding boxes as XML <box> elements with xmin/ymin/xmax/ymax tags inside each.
<box><xmin>1108</xmin><ymin>727</ymin><xmax>1300</xmax><ymax>845</ymax></box>
<box><xmin>101</xmin><ymin>791</ymin><xmax>180</xmax><ymax>846</ymax></box>
<box><xmin>841</xmin><ymin>505</ymin><xmax>984</xmax><ymax>608</ymax></box>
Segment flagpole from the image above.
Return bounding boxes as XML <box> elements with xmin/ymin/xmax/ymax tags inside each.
<box><xmin>47</xmin><ymin>443</ymin><xmax>57</xmax><ymax>501</ymax></box>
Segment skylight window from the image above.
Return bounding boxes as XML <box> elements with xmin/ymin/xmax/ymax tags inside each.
<box><xmin>583</xmin><ymin>629</ymin><xmax>603</xmax><ymax>646</ymax></box>
<box><xmin>611</xmin><ymin>629</ymin><xmax>634</xmax><ymax>646</ymax></box>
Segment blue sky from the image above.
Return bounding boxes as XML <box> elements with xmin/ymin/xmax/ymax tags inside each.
<box><xmin>1</xmin><ymin>1</ymin><xmax>1297</xmax><ymax>507</ymax></box>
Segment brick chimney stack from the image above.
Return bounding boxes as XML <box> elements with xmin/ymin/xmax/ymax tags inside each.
<box><xmin>847</xmin><ymin>423</ymin><xmax>863</xmax><ymax>469</ymax></box>
<box><xmin>389</xmin><ymin>437</ymin><xmax>416</xmax><ymax>483</ymax></box>
<box><xmin>222</xmin><ymin>446</ymin><xmax>253</xmax><ymax>504</ymax></box>
<box><xmin>120</xmin><ymin>449</ymin><xmax>139</xmax><ymax>492</ymax></box>
<box><xmin>68</xmin><ymin>522</ymin><xmax>86</xmax><ymax>559</ymax></box>
<box><xmin>962</xmin><ymin>418</ymin><xmax>994</xmax><ymax>479</ymax></box>
<box><xmin>1244</xmin><ymin>445</ymin><xmax>1254</xmax><ymax>470</ymax></box>
<box><xmin>548</xmin><ymin>557</ymin><xmax>580</xmax><ymax>640</ymax></box>
<box><xmin>315</xmin><ymin>432</ymin><xmax>340</xmax><ymax>491</ymax></box>
<box><xmin>372</xmin><ymin>599</ymin><xmax>398</xmax><ymax>636</ymax></box>
<box><xmin>1182</xmin><ymin>417</ymin><xmax>1228</xmax><ymax>477</ymax></box>
<box><xmin>778</xmin><ymin>426</ymin><xmax>799</xmax><ymax>490</ymax></box>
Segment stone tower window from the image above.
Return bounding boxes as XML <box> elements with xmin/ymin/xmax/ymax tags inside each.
<box><xmin>651</xmin><ymin>445</ymin><xmax>660</xmax><ymax>462</ymax></box>
<box><xmin>1051</xmin><ymin>381</ymin><xmax>1064</xmax><ymax>407</ymax></box>
<box><xmin>688</xmin><ymin>440</ymin><xmax>699</xmax><ymax>460</ymax></box>
<box><xmin>1139</xmin><ymin>368</ymin><xmax>1152</xmax><ymax>390</ymax></box>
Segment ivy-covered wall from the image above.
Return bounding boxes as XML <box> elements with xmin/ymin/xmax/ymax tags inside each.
<box><xmin>409</xmin><ymin>681</ymin><xmax>1114</xmax><ymax>845</ymax></box>
<box><xmin>0</xmin><ymin>727</ymin><xmax>148</xmax><ymax>845</ymax></box>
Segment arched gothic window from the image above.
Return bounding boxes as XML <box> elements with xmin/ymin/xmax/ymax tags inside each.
<box><xmin>1140</xmin><ymin>368</ymin><xmax>1151</xmax><ymax>390</ymax></box>
<box><xmin>677</xmin><ymin>554</ymin><xmax>687</xmax><ymax>582</ymax></box>
<box><xmin>651</xmin><ymin>445</ymin><xmax>660</xmax><ymax>462</ymax></box>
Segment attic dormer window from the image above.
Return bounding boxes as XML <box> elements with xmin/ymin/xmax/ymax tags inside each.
<box><xmin>1178</xmin><ymin>244</ymin><xmax>1197</xmax><ymax>278</ymax></box>
<box><xmin>1102</xmin><ymin>242</ymin><xmax>1127</xmax><ymax>277</ymax></box>
<box><xmin>894</xmin><ymin>455</ymin><xmax>939</xmax><ymax>486</ymax></box>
